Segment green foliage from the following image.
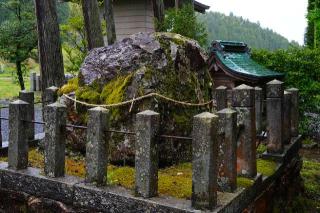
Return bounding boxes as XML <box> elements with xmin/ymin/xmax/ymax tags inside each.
<box><xmin>0</xmin><ymin>0</ymin><xmax>37</xmax><ymax>89</ymax></box>
<box><xmin>60</xmin><ymin>3</ymin><xmax>87</xmax><ymax>74</ymax></box>
<box><xmin>199</xmin><ymin>12</ymin><xmax>298</xmax><ymax>50</ymax></box>
<box><xmin>158</xmin><ymin>4</ymin><xmax>208</xmax><ymax>47</ymax></box>
<box><xmin>252</xmin><ymin>48</ymin><xmax>320</xmax><ymax>133</ymax></box>
<box><xmin>306</xmin><ymin>0</ymin><xmax>320</xmax><ymax>48</ymax></box>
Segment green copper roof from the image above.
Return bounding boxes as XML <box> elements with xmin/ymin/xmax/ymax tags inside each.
<box><xmin>216</xmin><ymin>51</ymin><xmax>284</xmax><ymax>79</ymax></box>
<box><xmin>210</xmin><ymin>41</ymin><xmax>285</xmax><ymax>80</ymax></box>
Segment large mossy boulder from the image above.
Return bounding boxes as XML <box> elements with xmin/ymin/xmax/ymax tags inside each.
<box><xmin>60</xmin><ymin>32</ymin><xmax>213</xmax><ymax>165</ymax></box>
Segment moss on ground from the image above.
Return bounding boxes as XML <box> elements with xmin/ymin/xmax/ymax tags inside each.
<box><xmin>257</xmin><ymin>159</ymin><xmax>278</xmax><ymax>177</ymax></box>
<box><xmin>237</xmin><ymin>177</ymin><xmax>254</xmax><ymax>188</ymax></box>
<box><xmin>0</xmin><ymin>149</ymin><xmax>283</xmax><ymax>199</ymax></box>
<box><xmin>257</xmin><ymin>144</ymin><xmax>267</xmax><ymax>155</ymax></box>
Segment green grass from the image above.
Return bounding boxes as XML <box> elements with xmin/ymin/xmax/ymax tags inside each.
<box><xmin>301</xmin><ymin>160</ymin><xmax>320</xmax><ymax>200</ymax></box>
<box><xmin>0</xmin><ymin>76</ymin><xmax>30</xmax><ymax>100</ymax></box>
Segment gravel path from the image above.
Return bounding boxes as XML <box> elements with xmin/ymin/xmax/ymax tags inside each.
<box><xmin>1</xmin><ymin>102</ymin><xmax>44</xmax><ymax>142</ymax></box>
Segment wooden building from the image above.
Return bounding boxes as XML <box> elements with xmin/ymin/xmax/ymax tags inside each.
<box><xmin>113</xmin><ymin>0</ymin><xmax>210</xmax><ymax>40</ymax></box>
<box><xmin>208</xmin><ymin>41</ymin><xmax>285</xmax><ymax>89</ymax></box>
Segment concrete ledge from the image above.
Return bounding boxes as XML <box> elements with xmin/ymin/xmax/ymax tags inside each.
<box><xmin>0</xmin><ymin>163</ymin><xmax>80</xmax><ymax>204</ymax></box>
<box><xmin>73</xmin><ymin>183</ymin><xmax>193</xmax><ymax>213</ymax></box>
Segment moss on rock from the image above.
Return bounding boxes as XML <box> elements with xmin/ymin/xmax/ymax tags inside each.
<box><xmin>58</xmin><ymin>78</ymin><xmax>79</xmax><ymax>95</ymax></box>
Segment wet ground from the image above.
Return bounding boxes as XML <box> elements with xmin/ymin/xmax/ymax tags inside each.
<box><xmin>0</xmin><ymin>101</ymin><xmax>43</xmax><ymax>142</ymax></box>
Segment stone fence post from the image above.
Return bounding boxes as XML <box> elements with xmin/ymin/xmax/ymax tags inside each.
<box><xmin>192</xmin><ymin>112</ymin><xmax>218</xmax><ymax>210</ymax></box>
<box><xmin>266</xmin><ymin>80</ymin><xmax>284</xmax><ymax>154</ymax></box>
<box><xmin>45</xmin><ymin>86</ymin><xmax>59</xmax><ymax>104</ymax></box>
<box><xmin>255</xmin><ymin>87</ymin><xmax>263</xmax><ymax>134</ymax></box>
<box><xmin>19</xmin><ymin>91</ymin><xmax>34</xmax><ymax>141</ymax></box>
<box><xmin>36</xmin><ymin>74</ymin><xmax>41</xmax><ymax>91</ymax></box>
<box><xmin>44</xmin><ymin>102</ymin><xmax>67</xmax><ymax>177</ymax></box>
<box><xmin>135</xmin><ymin>110</ymin><xmax>160</xmax><ymax>198</ymax></box>
<box><xmin>30</xmin><ymin>72</ymin><xmax>36</xmax><ymax>92</ymax></box>
<box><xmin>217</xmin><ymin>108</ymin><xmax>237</xmax><ymax>192</ymax></box>
<box><xmin>232</xmin><ymin>84</ymin><xmax>257</xmax><ymax>178</ymax></box>
<box><xmin>283</xmin><ymin>91</ymin><xmax>292</xmax><ymax>144</ymax></box>
<box><xmin>8</xmin><ymin>100</ymin><xmax>29</xmax><ymax>170</ymax></box>
<box><xmin>214</xmin><ymin>86</ymin><xmax>228</xmax><ymax>111</ymax></box>
<box><xmin>85</xmin><ymin>107</ymin><xmax>110</xmax><ymax>185</ymax></box>
<box><xmin>286</xmin><ymin>88</ymin><xmax>299</xmax><ymax>137</ymax></box>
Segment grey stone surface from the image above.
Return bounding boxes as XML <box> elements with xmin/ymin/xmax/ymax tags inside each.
<box><xmin>44</xmin><ymin>86</ymin><xmax>59</xmax><ymax>104</ymax></box>
<box><xmin>30</xmin><ymin>72</ymin><xmax>36</xmax><ymax>92</ymax></box>
<box><xmin>79</xmin><ymin>32</ymin><xmax>207</xmax><ymax>86</ymax></box>
<box><xmin>192</xmin><ymin>112</ymin><xmax>218</xmax><ymax>210</ymax></box>
<box><xmin>266</xmin><ymin>80</ymin><xmax>284</xmax><ymax>154</ymax></box>
<box><xmin>8</xmin><ymin>100</ymin><xmax>29</xmax><ymax>170</ymax></box>
<box><xmin>214</xmin><ymin>86</ymin><xmax>228</xmax><ymax>111</ymax></box>
<box><xmin>286</xmin><ymin>88</ymin><xmax>299</xmax><ymax>137</ymax></box>
<box><xmin>254</xmin><ymin>87</ymin><xmax>263</xmax><ymax>134</ymax></box>
<box><xmin>44</xmin><ymin>102</ymin><xmax>67</xmax><ymax>177</ymax></box>
<box><xmin>135</xmin><ymin>110</ymin><xmax>160</xmax><ymax>198</ymax></box>
<box><xmin>266</xmin><ymin>79</ymin><xmax>284</xmax><ymax>98</ymax></box>
<box><xmin>19</xmin><ymin>91</ymin><xmax>35</xmax><ymax>141</ymax></box>
<box><xmin>86</xmin><ymin>107</ymin><xmax>110</xmax><ymax>185</ymax></box>
<box><xmin>232</xmin><ymin>86</ymin><xmax>257</xmax><ymax>178</ymax></box>
<box><xmin>283</xmin><ymin>91</ymin><xmax>292</xmax><ymax>144</ymax></box>
<box><xmin>217</xmin><ymin>108</ymin><xmax>237</xmax><ymax>192</ymax></box>
<box><xmin>36</xmin><ymin>75</ymin><xmax>41</xmax><ymax>91</ymax></box>
<box><xmin>232</xmin><ymin>84</ymin><xmax>255</xmax><ymax>107</ymax></box>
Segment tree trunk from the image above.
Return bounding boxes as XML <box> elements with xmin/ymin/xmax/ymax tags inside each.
<box><xmin>34</xmin><ymin>0</ymin><xmax>65</xmax><ymax>94</ymax></box>
<box><xmin>82</xmin><ymin>0</ymin><xmax>105</xmax><ymax>50</ymax></box>
<box><xmin>104</xmin><ymin>0</ymin><xmax>117</xmax><ymax>45</ymax></box>
<box><xmin>153</xmin><ymin>0</ymin><xmax>165</xmax><ymax>31</ymax></box>
<box><xmin>16</xmin><ymin>61</ymin><xmax>25</xmax><ymax>91</ymax></box>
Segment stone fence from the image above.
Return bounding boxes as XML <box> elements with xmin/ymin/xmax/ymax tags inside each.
<box><xmin>0</xmin><ymin>79</ymin><xmax>300</xmax><ymax>212</ymax></box>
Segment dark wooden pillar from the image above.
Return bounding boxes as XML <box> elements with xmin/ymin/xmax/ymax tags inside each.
<box><xmin>153</xmin><ymin>0</ymin><xmax>165</xmax><ymax>31</ymax></box>
<box><xmin>82</xmin><ymin>0</ymin><xmax>105</xmax><ymax>50</ymax></box>
<box><xmin>104</xmin><ymin>0</ymin><xmax>117</xmax><ymax>45</ymax></box>
<box><xmin>34</xmin><ymin>0</ymin><xmax>65</xmax><ymax>93</ymax></box>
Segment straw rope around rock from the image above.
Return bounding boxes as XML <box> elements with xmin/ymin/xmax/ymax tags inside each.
<box><xmin>63</xmin><ymin>93</ymin><xmax>216</xmax><ymax>108</ymax></box>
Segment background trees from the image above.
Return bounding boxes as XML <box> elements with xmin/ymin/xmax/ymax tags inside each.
<box><xmin>0</xmin><ymin>0</ymin><xmax>37</xmax><ymax>90</ymax></box>
<box><xmin>159</xmin><ymin>4</ymin><xmax>208</xmax><ymax>47</ymax></box>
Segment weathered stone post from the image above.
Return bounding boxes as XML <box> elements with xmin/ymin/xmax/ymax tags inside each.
<box><xmin>135</xmin><ymin>110</ymin><xmax>160</xmax><ymax>198</ymax></box>
<box><xmin>36</xmin><ymin>74</ymin><xmax>41</xmax><ymax>91</ymax></box>
<box><xmin>266</xmin><ymin>80</ymin><xmax>284</xmax><ymax>154</ymax></box>
<box><xmin>286</xmin><ymin>88</ymin><xmax>299</xmax><ymax>137</ymax></box>
<box><xmin>214</xmin><ymin>86</ymin><xmax>228</xmax><ymax>111</ymax></box>
<box><xmin>19</xmin><ymin>91</ymin><xmax>34</xmax><ymax>141</ymax></box>
<box><xmin>30</xmin><ymin>72</ymin><xmax>36</xmax><ymax>92</ymax></box>
<box><xmin>192</xmin><ymin>112</ymin><xmax>219</xmax><ymax>210</ymax></box>
<box><xmin>8</xmin><ymin>100</ymin><xmax>29</xmax><ymax>170</ymax></box>
<box><xmin>232</xmin><ymin>84</ymin><xmax>257</xmax><ymax>177</ymax></box>
<box><xmin>255</xmin><ymin>87</ymin><xmax>263</xmax><ymax>134</ymax></box>
<box><xmin>86</xmin><ymin>107</ymin><xmax>110</xmax><ymax>185</ymax></box>
<box><xmin>217</xmin><ymin>108</ymin><xmax>237</xmax><ymax>192</ymax></box>
<box><xmin>44</xmin><ymin>102</ymin><xmax>67</xmax><ymax>177</ymax></box>
<box><xmin>283</xmin><ymin>91</ymin><xmax>292</xmax><ymax>144</ymax></box>
<box><xmin>44</xmin><ymin>86</ymin><xmax>59</xmax><ymax>104</ymax></box>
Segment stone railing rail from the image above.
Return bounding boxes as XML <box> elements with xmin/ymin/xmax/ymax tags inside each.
<box><xmin>0</xmin><ymin>79</ymin><xmax>300</xmax><ymax>211</ymax></box>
